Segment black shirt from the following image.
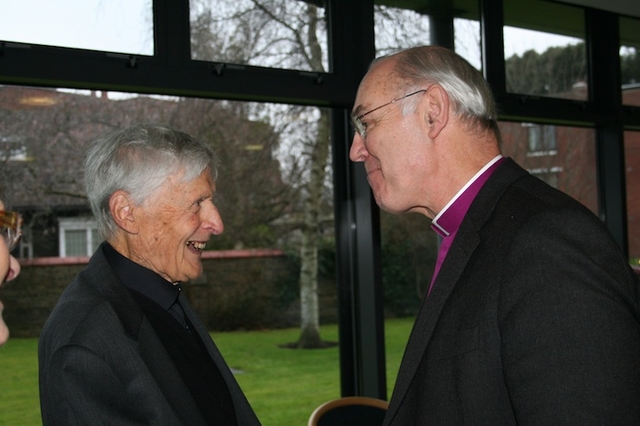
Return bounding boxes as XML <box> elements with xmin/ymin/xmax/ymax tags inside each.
<box><xmin>102</xmin><ymin>242</ymin><xmax>238</xmax><ymax>425</ymax></box>
<box><xmin>103</xmin><ymin>242</ymin><xmax>189</xmax><ymax>329</ymax></box>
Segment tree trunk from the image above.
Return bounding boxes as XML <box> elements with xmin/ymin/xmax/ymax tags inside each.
<box><xmin>296</xmin><ymin>109</ymin><xmax>330</xmax><ymax>348</ymax></box>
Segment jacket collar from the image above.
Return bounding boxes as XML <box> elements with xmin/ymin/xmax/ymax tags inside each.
<box><xmin>86</xmin><ymin>242</ymin><xmax>145</xmax><ymax>340</ymax></box>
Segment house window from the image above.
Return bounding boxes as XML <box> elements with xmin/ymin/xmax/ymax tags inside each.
<box><xmin>527</xmin><ymin>124</ymin><xmax>557</xmax><ymax>155</ymax></box>
<box><xmin>1</xmin><ymin>135</ymin><xmax>28</xmax><ymax>161</ymax></box>
<box><xmin>533</xmin><ymin>171</ymin><xmax>559</xmax><ymax>188</ymax></box>
<box><xmin>528</xmin><ymin>166</ymin><xmax>563</xmax><ymax>188</ymax></box>
<box><xmin>58</xmin><ymin>217</ymin><xmax>100</xmax><ymax>257</ymax></box>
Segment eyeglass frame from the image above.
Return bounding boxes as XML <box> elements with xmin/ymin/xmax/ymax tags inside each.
<box><xmin>0</xmin><ymin>210</ymin><xmax>23</xmax><ymax>252</ymax></box>
<box><xmin>352</xmin><ymin>89</ymin><xmax>427</xmax><ymax>138</ymax></box>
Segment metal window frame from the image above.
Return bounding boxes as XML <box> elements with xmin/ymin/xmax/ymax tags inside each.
<box><xmin>0</xmin><ymin>0</ymin><xmax>637</xmax><ymax>401</ymax></box>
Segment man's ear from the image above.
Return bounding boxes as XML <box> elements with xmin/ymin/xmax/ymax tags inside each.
<box><xmin>109</xmin><ymin>190</ymin><xmax>139</xmax><ymax>234</ymax></box>
<box><xmin>424</xmin><ymin>84</ymin><xmax>450</xmax><ymax>139</ymax></box>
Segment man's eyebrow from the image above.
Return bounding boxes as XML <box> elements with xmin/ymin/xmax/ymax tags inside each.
<box><xmin>351</xmin><ymin>104</ymin><xmax>365</xmax><ymax>119</ymax></box>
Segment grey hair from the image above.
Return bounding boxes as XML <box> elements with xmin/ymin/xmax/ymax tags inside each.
<box><xmin>377</xmin><ymin>46</ymin><xmax>499</xmax><ymax>134</ymax></box>
<box><xmin>84</xmin><ymin>123</ymin><xmax>218</xmax><ymax>241</ymax></box>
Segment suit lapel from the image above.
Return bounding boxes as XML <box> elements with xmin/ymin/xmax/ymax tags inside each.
<box><xmin>137</xmin><ymin>321</ymin><xmax>209</xmax><ymax>425</ymax></box>
<box><xmin>179</xmin><ymin>294</ymin><xmax>262</xmax><ymax>425</ymax></box>
<box><xmin>385</xmin><ymin>227</ymin><xmax>481</xmax><ymax>424</ymax></box>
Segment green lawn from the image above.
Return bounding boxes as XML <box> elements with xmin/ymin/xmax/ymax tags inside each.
<box><xmin>0</xmin><ymin>317</ymin><xmax>413</xmax><ymax>425</ymax></box>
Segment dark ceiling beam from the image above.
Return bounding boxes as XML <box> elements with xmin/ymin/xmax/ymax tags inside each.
<box><xmin>0</xmin><ymin>43</ymin><xmax>352</xmax><ymax>107</ymax></box>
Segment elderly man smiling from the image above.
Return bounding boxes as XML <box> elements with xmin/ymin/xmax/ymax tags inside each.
<box><xmin>39</xmin><ymin>124</ymin><xmax>260</xmax><ymax>426</ymax></box>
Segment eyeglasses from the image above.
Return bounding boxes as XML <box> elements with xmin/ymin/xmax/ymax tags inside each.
<box><xmin>352</xmin><ymin>89</ymin><xmax>427</xmax><ymax>138</ymax></box>
<box><xmin>0</xmin><ymin>210</ymin><xmax>23</xmax><ymax>252</ymax></box>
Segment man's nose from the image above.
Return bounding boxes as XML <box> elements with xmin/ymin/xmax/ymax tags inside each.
<box><xmin>349</xmin><ymin>133</ymin><xmax>367</xmax><ymax>162</ymax></box>
<box><xmin>202</xmin><ymin>203</ymin><xmax>224</xmax><ymax>235</ymax></box>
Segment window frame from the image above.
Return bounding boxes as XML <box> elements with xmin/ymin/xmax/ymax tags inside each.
<box><xmin>58</xmin><ymin>217</ymin><xmax>99</xmax><ymax>257</ymax></box>
<box><xmin>0</xmin><ymin>0</ymin><xmax>637</xmax><ymax>400</ymax></box>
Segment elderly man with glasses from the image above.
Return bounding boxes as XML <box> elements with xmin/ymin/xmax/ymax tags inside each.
<box><xmin>350</xmin><ymin>45</ymin><xmax>640</xmax><ymax>426</ymax></box>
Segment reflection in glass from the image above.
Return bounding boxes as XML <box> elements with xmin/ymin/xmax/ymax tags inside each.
<box><xmin>0</xmin><ymin>0</ymin><xmax>152</xmax><ymax>55</ymax></box>
<box><xmin>0</xmin><ymin>84</ymin><xmax>338</xmax><ymax>424</ymax></box>
<box><xmin>620</xmin><ymin>17</ymin><xmax>640</xmax><ymax>107</ymax></box>
<box><xmin>190</xmin><ymin>0</ymin><xmax>328</xmax><ymax>72</ymax></box>
<box><xmin>503</xmin><ymin>0</ymin><xmax>586</xmax><ymax>100</ymax></box>
<box><xmin>624</xmin><ymin>132</ymin><xmax>640</xmax><ymax>267</ymax></box>
<box><xmin>499</xmin><ymin>122</ymin><xmax>598</xmax><ymax>214</ymax></box>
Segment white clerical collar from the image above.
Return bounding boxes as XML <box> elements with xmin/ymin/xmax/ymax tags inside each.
<box><xmin>432</xmin><ymin>155</ymin><xmax>503</xmax><ymax>237</ymax></box>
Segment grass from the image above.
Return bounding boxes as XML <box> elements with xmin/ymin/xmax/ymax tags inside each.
<box><xmin>0</xmin><ymin>317</ymin><xmax>414</xmax><ymax>425</ymax></box>
<box><xmin>0</xmin><ymin>338</ymin><xmax>41</xmax><ymax>425</ymax></box>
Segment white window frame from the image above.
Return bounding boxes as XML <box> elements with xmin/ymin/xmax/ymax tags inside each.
<box><xmin>58</xmin><ymin>217</ymin><xmax>99</xmax><ymax>257</ymax></box>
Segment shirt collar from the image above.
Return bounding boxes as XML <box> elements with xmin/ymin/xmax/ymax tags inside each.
<box><xmin>102</xmin><ymin>242</ymin><xmax>182</xmax><ymax>311</ymax></box>
<box><xmin>431</xmin><ymin>155</ymin><xmax>504</xmax><ymax>238</ymax></box>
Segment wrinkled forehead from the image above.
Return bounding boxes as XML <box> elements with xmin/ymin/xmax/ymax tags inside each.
<box><xmin>352</xmin><ymin>58</ymin><xmax>399</xmax><ymax>116</ymax></box>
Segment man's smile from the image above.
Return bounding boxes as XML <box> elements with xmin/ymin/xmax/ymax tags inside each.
<box><xmin>186</xmin><ymin>241</ymin><xmax>207</xmax><ymax>251</ymax></box>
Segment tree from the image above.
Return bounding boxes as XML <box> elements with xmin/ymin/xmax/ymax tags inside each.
<box><xmin>380</xmin><ymin>211</ymin><xmax>435</xmax><ymax>317</ymax></box>
<box><xmin>190</xmin><ymin>0</ymin><xmax>334</xmax><ymax>348</ymax></box>
<box><xmin>0</xmin><ymin>86</ymin><xmax>293</xmax><ymax>256</ymax></box>
<box><xmin>505</xmin><ymin>43</ymin><xmax>587</xmax><ymax>97</ymax></box>
<box><xmin>189</xmin><ymin>0</ymin><xmax>462</xmax><ymax>345</ymax></box>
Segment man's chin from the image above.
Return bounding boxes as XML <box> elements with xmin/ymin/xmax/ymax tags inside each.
<box><xmin>375</xmin><ymin>195</ymin><xmax>400</xmax><ymax>214</ymax></box>
<box><xmin>182</xmin><ymin>268</ymin><xmax>204</xmax><ymax>284</ymax></box>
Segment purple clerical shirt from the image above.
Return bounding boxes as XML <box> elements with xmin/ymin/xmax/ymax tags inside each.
<box><xmin>428</xmin><ymin>155</ymin><xmax>505</xmax><ymax>296</ymax></box>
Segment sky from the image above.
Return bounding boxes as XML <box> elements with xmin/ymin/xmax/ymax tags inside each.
<box><xmin>0</xmin><ymin>0</ymin><xmax>583</xmax><ymax>58</ymax></box>
<box><xmin>0</xmin><ymin>0</ymin><xmax>152</xmax><ymax>55</ymax></box>
<box><xmin>503</xmin><ymin>26</ymin><xmax>581</xmax><ymax>58</ymax></box>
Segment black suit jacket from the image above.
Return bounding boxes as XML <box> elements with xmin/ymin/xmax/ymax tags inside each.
<box><xmin>384</xmin><ymin>159</ymin><xmax>640</xmax><ymax>425</ymax></box>
<box><xmin>39</xmin><ymin>245</ymin><xmax>261</xmax><ymax>425</ymax></box>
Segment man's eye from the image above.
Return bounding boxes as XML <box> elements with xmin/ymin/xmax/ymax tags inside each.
<box><xmin>194</xmin><ymin>197</ymin><xmax>213</xmax><ymax>209</ymax></box>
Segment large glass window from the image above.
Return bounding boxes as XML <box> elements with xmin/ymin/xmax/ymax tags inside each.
<box><xmin>499</xmin><ymin>121</ymin><xmax>598</xmax><ymax>214</ymax></box>
<box><xmin>189</xmin><ymin>0</ymin><xmax>329</xmax><ymax>72</ymax></box>
<box><xmin>0</xmin><ymin>0</ymin><xmax>636</xmax><ymax>420</ymax></box>
<box><xmin>373</xmin><ymin>0</ymin><xmax>481</xmax><ymax>397</ymax></box>
<box><xmin>503</xmin><ymin>0</ymin><xmax>586</xmax><ymax>100</ymax></box>
<box><xmin>455</xmin><ymin>17</ymin><xmax>482</xmax><ymax>70</ymax></box>
<box><xmin>0</xmin><ymin>84</ymin><xmax>338</xmax><ymax>424</ymax></box>
<box><xmin>625</xmin><ymin>131</ymin><xmax>640</xmax><ymax>268</ymax></box>
<box><xmin>0</xmin><ymin>0</ymin><xmax>153</xmax><ymax>55</ymax></box>
<box><xmin>374</xmin><ymin>1</ymin><xmax>481</xmax><ymax>69</ymax></box>
<box><xmin>620</xmin><ymin>17</ymin><xmax>640</xmax><ymax>107</ymax></box>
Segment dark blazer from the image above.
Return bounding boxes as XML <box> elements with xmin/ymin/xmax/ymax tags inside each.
<box><xmin>39</xmin><ymin>245</ymin><xmax>261</xmax><ymax>425</ymax></box>
<box><xmin>384</xmin><ymin>159</ymin><xmax>640</xmax><ymax>426</ymax></box>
